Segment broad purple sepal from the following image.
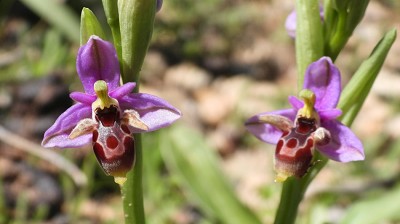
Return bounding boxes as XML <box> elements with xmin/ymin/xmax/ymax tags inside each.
<box><xmin>77</xmin><ymin>36</ymin><xmax>121</xmax><ymax>95</ymax></box>
<box><xmin>42</xmin><ymin>104</ymin><xmax>92</xmax><ymax>148</ymax></box>
<box><xmin>304</xmin><ymin>57</ymin><xmax>341</xmax><ymax>110</ymax></box>
<box><xmin>119</xmin><ymin>93</ymin><xmax>181</xmax><ymax>132</ymax></box>
<box><xmin>318</xmin><ymin>120</ymin><xmax>364</xmax><ymax>162</ymax></box>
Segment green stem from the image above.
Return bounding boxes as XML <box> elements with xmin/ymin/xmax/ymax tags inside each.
<box><xmin>274</xmin><ymin>154</ymin><xmax>328</xmax><ymax>224</ymax></box>
<box><xmin>122</xmin><ymin>134</ymin><xmax>145</xmax><ymax>224</ymax></box>
<box><xmin>116</xmin><ymin>1</ymin><xmax>156</xmax><ymax>223</ymax></box>
<box><xmin>102</xmin><ymin>0</ymin><xmax>122</xmax><ymax>70</ymax></box>
<box><xmin>121</xmin><ymin>64</ymin><xmax>145</xmax><ymax>224</ymax></box>
<box><xmin>295</xmin><ymin>0</ymin><xmax>324</xmax><ymax>90</ymax></box>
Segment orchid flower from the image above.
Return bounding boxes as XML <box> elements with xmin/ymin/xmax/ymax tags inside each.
<box><xmin>245</xmin><ymin>57</ymin><xmax>364</xmax><ymax>182</ymax></box>
<box><xmin>42</xmin><ymin>36</ymin><xmax>181</xmax><ymax>184</ymax></box>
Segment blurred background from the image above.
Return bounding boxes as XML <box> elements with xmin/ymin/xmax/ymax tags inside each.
<box><xmin>0</xmin><ymin>0</ymin><xmax>400</xmax><ymax>223</ymax></box>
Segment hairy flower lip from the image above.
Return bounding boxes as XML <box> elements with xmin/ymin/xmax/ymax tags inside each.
<box><xmin>245</xmin><ymin>57</ymin><xmax>364</xmax><ymax>164</ymax></box>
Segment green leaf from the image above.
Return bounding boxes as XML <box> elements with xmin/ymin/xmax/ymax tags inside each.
<box><xmin>80</xmin><ymin>8</ymin><xmax>106</xmax><ymax>46</ymax></box>
<box><xmin>161</xmin><ymin>125</ymin><xmax>262</xmax><ymax>224</ymax></box>
<box><xmin>341</xmin><ymin>185</ymin><xmax>400</xmax><ymax>224</ymax></box>
<box><xmin>118</xmin><ymin>0</ymin><xmax>156</xmax><ymax>84</ymax></box>
<box><xmin>338</xmin><ymin>29</ymin><xmax>397</xmax><ymax>126</ymax></box>
<box><xmin>19</xmin><ymin>0</ymin><xmax>80</xmax><ymax>43</ymax></box>
<box><xmin>295</xmin><ymin>0</ymin><xmax>324</xmax><ymax>89</ymax></box>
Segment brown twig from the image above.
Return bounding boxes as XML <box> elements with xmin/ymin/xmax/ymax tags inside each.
<box><xmin>0</xmin><ymin>125</ymin><xmax>87</xmax><ymax>186</ymax></box>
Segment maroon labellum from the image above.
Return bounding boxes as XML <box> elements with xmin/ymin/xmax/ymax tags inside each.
<box><xmin>275</xmin><ymin>117</ymin><xmax>317</xmax><ymax>181</ymax></box>
<box><xmin>92</xmin><ymin>105</ymin><xmax>136</xmax><ymax>178</ymax></box>
<box><xmin>254</xmin><ymin>114</ymin><xmax>331</xmax><ymax>182</ymax></box>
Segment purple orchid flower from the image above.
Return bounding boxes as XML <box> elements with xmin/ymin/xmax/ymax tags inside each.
<box><xmin>285</xmin><ymin>7</ymin><xmax>324</xmax><ymax>38</ymax></box>
<box><xmin>245</xmin><ymin>57</ymin><xmax>364</xmax><ymax>182</ymax></box>
<box><xmin>42</xmin><ymin>36</ymin><xmax>181</xmax><ymax>182</ymax></box>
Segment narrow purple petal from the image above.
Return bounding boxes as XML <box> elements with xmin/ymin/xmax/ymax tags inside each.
<box><xmin>319</xmin><ymin>108</ymin><xmax>342</xmax><ymax>121</ymax></box>
<box><xmin>77</xmin><ymin>36</ymin><xmax>121</xmax><ymax>94</ymax></box>
<box><xmin>288</xmin><ymin>95</ymin><xmax>303</xmax><ymax>110</ymax></box>
<box><xmin>109</xmin><ymin>82</ymin><xmax>136</xmax><ymax>99</ymax></box>
<box><xmin>70</xmin><ymin>92</ymin><xmax>96</xmax><ymax>104</ymax></box>
<box><xmin>245</xmin><ymin>109</ymin><xmax>296</xmax><ymax>144</ymax></box>
<box><xmin>285</xmin><ymin>11</ymin><xmax>296</xmax><ymax>38</ymax></box>
<box><xmin>317</xmin><ymin>120</ymin><xmax>364</xmax><ymax>162</ymax></box>
<box><xmin>42</xmin><ymin>103</ymin><xmax>92</xmax><ymax>148</ymax></box>
<box><xmin>119</xmin><ymin>93</ymin><xmax>181</xmax><ymax>132</ymax></box>
<box><xmin>303</xmin><ymin>57</ymin><xmax>341</xmax><ymax>110</ymax></box>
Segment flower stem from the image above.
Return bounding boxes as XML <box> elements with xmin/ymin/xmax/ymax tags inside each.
<box><xmin>102</xmin><ymin>0</ymin><xmax>122</xmax><ymax>69</ymax></box>
<box><xmin>274</xmin><ymin>153</ymin><xmax>328</xmax><ymax>224</ymax></box>
<box><xmin>121</xmin><ymin>134</ymin><xmax>145</xmax><ymax>224</ymax></box>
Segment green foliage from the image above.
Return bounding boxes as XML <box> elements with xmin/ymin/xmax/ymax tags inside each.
<box><xmin>154</xmin><ymin>0</ymin><xmax>262</xmax><ymax>59</ymax></box>
<box><xmin>19</xmin><ymin>0</ymin><xmax>80</xmax><ymax>43</ymax></box>
<box><xmin>30</xmin><ymin>30</ymin><xmax>69</xmax><ymax>77</ymax></box>
<box><xmin>339</xmin><ymin>29</ymin><xmax>397</xmax><ymax>125</ymax></box>
<box><xmin>160</xmin><ymin>124</ymin><xmax>262</xmax><ymax>224</ymax></box>
<box><xmin>341</xmin><ymin>184</ymin><xmax>400</xmax><ymax>224</ymax></box>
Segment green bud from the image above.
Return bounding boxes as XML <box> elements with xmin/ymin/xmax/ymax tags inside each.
<box><xmin>80</xmin><ymin>8</ymin><xmax>106</xmax><ymax>46</ymax></box>
<box><xmin>118</xmin><ymin>0</ymin><xmax>156</xmax><ymax>84</ymax></box>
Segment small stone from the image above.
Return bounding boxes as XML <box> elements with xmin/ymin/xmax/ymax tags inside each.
<box><xmin>164</xmin><ymin>63</ymin><xmax>211</xmax><ymax>91</ymax></box>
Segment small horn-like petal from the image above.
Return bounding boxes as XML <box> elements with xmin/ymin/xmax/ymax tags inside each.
<box><xmin>313</xmin><ymin>127</ymin><xmax>331</xmax><ymax>146</ymax></box>
<box><xmin>122</xmin><ymin>109</ymin><xmax>149</xmax><ymax>131</ymax></box>
<box><xmin>69</xmin><ymin>118</ymin><xmax>98</xmax><ymax>139</ymax></box>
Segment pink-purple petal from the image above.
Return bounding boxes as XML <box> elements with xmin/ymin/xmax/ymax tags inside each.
<box><xmin>318</xmin><ymin>108</ymin><xmax>342</xmax><ymax>121</ymax></box>
<box><xmin>285</xmin><ymin>7</ymin><xmax>324</xmax><ymax>39</ymax></box>
<box><xmin>317</xmin><ymin>120</ymin><xmax>364</xmax><ymax>162</ymax></box>
<box><xmin>109</xmin><ymin>82</ymin><xmax>136</xmax><ymax>99</ymax></box>
<box><xmin>42</xmin><ymin>103</ymin><xmax>92</xmax><ymax>148</ymax></box>
<box><xmin>285</xmin><ymin>10</ymin><xmax>296</xmax><ymax>38</ymax></box>
<box><xmin>303</xmin><ymin>57</ymin><xmax>341</xmax><ymax>110</ymax></box>
<box><xmin>70</xmin><ymin>92</ymin><xmax>96</xmax><ymax>104</ymax></box>
<box><xmin>245</xmin><ymin>108</ymin><xmax>296</xmax><ymax>145</ymax></box>
<box><xmin>77</xmin><ymin>36</ymin><xmax>121</xmax><ymax>95</ymax></box>
<box><xmin>119</xmin><ymin>93</ymin><xmax>181</xmax><ymax>132</ymax></box>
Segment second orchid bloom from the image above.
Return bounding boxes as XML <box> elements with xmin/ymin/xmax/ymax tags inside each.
<box><xmin>42</xmin><ymin>36</ymin><xmax>181</xmax><ymax>184</ymax></box>
<box><xmin>245</xmin><ymin>57</ymin><xmax>364</xmax><ymax>182</ymax></box>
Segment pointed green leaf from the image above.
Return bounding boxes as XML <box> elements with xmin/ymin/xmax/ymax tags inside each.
<box><xmin>161</xmin><ymin>125</ymin><xmax>262</xmax><ymax>224</ymax></box>
<box><xmin>338</xmin><ymin>29</ymin><xmax>396</xmax><ymax>126</ymax></box>
<box><xmin>80</xmin><ymin>8</ymin><xmax>106</xmax><ymax>46</ymax></box>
